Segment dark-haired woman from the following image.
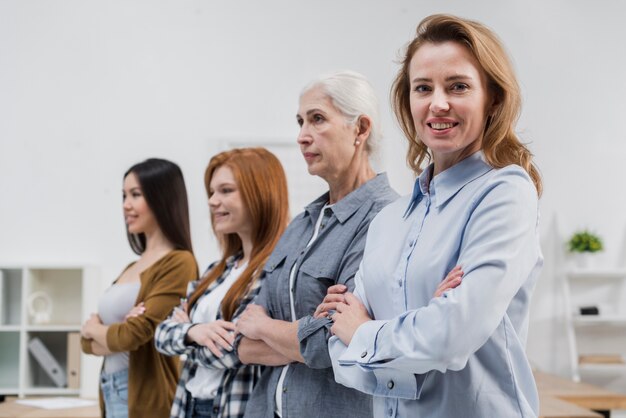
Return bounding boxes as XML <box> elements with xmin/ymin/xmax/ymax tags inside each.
<box><xmin>154</xmin><ymin>148</ymin><xmax>290</xmax><ymax>418</ymax></box>
<box><xmin>81</xmin><ymin>158</ymin><xmax>198</xmax><ymax>418</ymax></box>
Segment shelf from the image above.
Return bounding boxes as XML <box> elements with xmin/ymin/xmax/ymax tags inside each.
<box><xmin>574</xmin><ymin>315</ymin><xmax>626</xmax><ymax>325</ymax></box>
<box><xmin>0</xmin><ymin>268</ymin><xmax>22</xmax><ymax>326</ymax></box>
<box><xmin>0</xmin><ymin>331</ymin><xmax>20</xmax><ymax>389</ymax></box>
<box><xmin>0</xmin><ymin>387</ymin><xmax>19</xmax><ymax>395</ymax></box>
<box><xmin>25</xmin><ymin>325</ymin><xmax>81</xmax><ymax>332</ymax></box>
<box><xmin>0</xmin><ymin>264</ymin><xmax>97</xmax><ymax>398</ymax></box>
<box><xmin>26</xmin><ymin>268</ymin><xmax>83</xmax><ymax>326</ymax></box>
<box><xmin>0</xmin><ymin>325</ymin><xmax>21</xmax><ymax>332</ymax></box>
<box><xmin>23</xmin><ymin>387</ymin><xmax>81</xmax><ymax>396</ymax></box>
<box><xmin>567</xmin><ymin>269</ymin><xmax>626</xmax><ymax>280</ymax></box>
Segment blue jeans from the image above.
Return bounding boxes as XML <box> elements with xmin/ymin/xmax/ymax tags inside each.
<box><xmin>100</xmin><ymin>369</ymin><xmax>129</xmax><ymax>418</ymax></box>
<box><xmin>184</xmin><ymin>391</ymin><xmax>214</xmax><ymax>418</ymax></box>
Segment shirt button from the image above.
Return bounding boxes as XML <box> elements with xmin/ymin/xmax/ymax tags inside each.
<box><xmin>212</xmin><ymin>406</ymin><xmax>219</xmax><ymax>414</ymax></box>
<box><xmin>283</xmin><ymin>386</ymin><xmax>287</xmax><ymax>393</ymax></box>
<box><xmin>397</xmin><ymin>280</ymin><xmax>402</xmax><ymax>287</ymax></box>
<box><xmin>388</xmin><ymin>408</ymin><xmax>393</xmax><ymax>416</ymax></box>
<box><xmin>387</xmin><ymin>380</ymin><xmax>394</xmax><ymax>389</ymax></box>
<box><xmin>360</xmin><ymin>351</ymin><xmax>367</xmax><ymax>358</ymax></box>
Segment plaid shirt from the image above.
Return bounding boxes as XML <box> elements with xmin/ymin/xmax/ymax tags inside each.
<box><xmin>155</xmin><ymin>255</ymin><xmax>263</xmax><ymax>418</ymax></box>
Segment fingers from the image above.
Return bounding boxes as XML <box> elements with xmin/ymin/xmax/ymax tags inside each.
<box><xmin>172</xmin><ymin>308</ymin><xmax>190</xmax><ymax>323</ymax></box>
<box><xmin>326</xmin><ymin>284</ymin><xmax>348</xmax><ymax>295</ymax></box>
<box><xmin>344</xmin><ymin>292</ymin><xmax>360</xmax><ymax>305</ymax></box>
<box><xmin>216</xmin><ymin>320</ymin><xmax>236</xmax><ymax>331</ymax></box>
<box><xmin>434</xmin><ymin>267</ymin><xmax>464</xmax><ymax>298</ymax></box>
<box><xmin>205</xmin><ymin>340</ymin><xmax>224</xmax><ymax>358</ymax></box>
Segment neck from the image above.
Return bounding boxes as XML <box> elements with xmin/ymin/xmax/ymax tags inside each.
<box><xmin>326</xmin><ymin>153</ymin><xmax>376</xmax><ymax>204</ymax></box>
<box><xmin>238</xmin><ymin>233</ymin><xmax>253</xmax><ymax>267</ymax></box>
<box><xmin>143</xmin><ymin>229</ymin><xmax>174</xmax><ymax>256</ymax></box>
<box><xmin>432</xmin><ymin>144</ymin><xmax>481</xmax><ymax>176</ymax></box>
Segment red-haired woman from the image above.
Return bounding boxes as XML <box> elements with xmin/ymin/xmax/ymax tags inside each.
<box><xmin>153</xmin><ymin>148</ymin><xmax>290</xmax><ymax>418</ymax></box>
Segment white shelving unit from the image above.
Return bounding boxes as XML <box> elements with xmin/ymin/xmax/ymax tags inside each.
<box><xmin>0</xmin><ymin>265</ymin><xmax>99</xmax><ymax>398</ymax></box>
<box><xmin>563</xmin><ymin>268</ymin><xmax>626</xmax><ymax>383</ymax></box>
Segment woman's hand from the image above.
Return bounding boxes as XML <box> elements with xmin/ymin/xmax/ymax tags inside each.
<box><xmin>81</xmin><ymin>313</ymin><xmax>103</xmax><ymax>339</ymax></box>
<box><xmin>172</xmin><ymin>306</ymin><xmax>191</xmax><ymax>324</ymax></box>
<box><xmin>124</xmin><ymin>302</ymin><xmax>145</xmax><ymax>320</ymax></box>
<box><xmin>330</xmin><ymin>293</ymin><xmax>371</xmax><ymax>346</ymax></box>
<box><xmin>314</xmin><ymin>284</ymin><xmax>348</xmax><ymax>318</ymax></box>
<box><xmin>236</xmin><ymin>304</ymin><xmax>271</xmax><ymax>340</ymax></box>
<box><xmin>187</xmin><ymin>320</ymin><xmax>236</xmax><ymax>358</ymax></box>
<box><xmin>433</xmin><ymin>266</ymin><xmax>464</xmax><ymax>298</ymax></box>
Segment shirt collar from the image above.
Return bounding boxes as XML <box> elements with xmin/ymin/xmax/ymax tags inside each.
<box><xmin>304</xmin><ymin>173</ymin><xmax>390</xmax><ymax>224</ymax></box>
<box><xmin>405</xmin><ymin>151</ymin><xmax>492</xmax><ymax>216</ymax></box>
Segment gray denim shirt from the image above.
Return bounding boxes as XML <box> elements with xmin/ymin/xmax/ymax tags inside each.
<box><xmin>243</xmin><ymin>173</ymin><xmax>398</xmax><ymax>418</ymax></box>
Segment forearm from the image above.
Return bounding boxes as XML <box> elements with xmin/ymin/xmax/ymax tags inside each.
<box><xmin>238</xmin><ymin>337</ymin><xmax>291</xmax><ymax>366</ymax></box>
<box><xmin>257</xmin><ymin>319</ymin><xmax>304</xmax><ymax>363</ymax></box>
<box><xmin>91</xmin><ymin>340</ymin><xmax>112</xmax><ymax>356</ymax></box>
<box><xmin>89</xmin><ymin>323</ymin><xmax>111</xmax><ymax>351</ymax></box>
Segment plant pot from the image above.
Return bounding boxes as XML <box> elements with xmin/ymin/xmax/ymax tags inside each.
<box><xmin>573</xmin><ymin>252</ymin><xmax>596</xmax><ymax>269</ymax></box>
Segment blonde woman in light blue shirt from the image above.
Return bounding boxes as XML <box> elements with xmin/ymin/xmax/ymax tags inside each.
<box><xmin>317</xmin><ymin>14</ymin><xmax>543</xmax><ymax>418</ymax></box>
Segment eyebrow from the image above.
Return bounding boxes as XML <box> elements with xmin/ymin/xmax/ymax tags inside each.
<box><xmin>411</xmin><ymin>75</ymin><xmax>473</xmax><ymax>83</ymax></box>
<box><xmin>124</xmin><ymin>187</ymin><xmax>141</xmax><ymax>193</ymax></box>
<box><xmin>296</xmin><ymin>108</ymin><xmax>326</xmax><ymax>118</ymax></box>
<box><xmin>210</xmin><ymin>182</ymin><xmax>236</xmax><ymax>190</ymax></box>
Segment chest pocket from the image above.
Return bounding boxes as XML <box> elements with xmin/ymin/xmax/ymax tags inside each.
<box><xmin>294</xmin><ymin>250</ymin><xmax>342</xmax><ymax>316</ymax></box>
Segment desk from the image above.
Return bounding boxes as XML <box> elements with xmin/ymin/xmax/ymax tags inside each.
<box><xmin>536</xmin><ymin>371</ymin><xmax>626</xmax><ymax>418</ymax></box>
<box><xmin>0</xmin><ymin>397</ymin><xmax>99</xmax><ymax>418</ymax></box>
<box><xmin>540</xmin><ymin>394</ymin><xmax>602</xmax><ymax>418</ymax></box>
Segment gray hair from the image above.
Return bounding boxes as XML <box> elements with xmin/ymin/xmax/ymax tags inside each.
<box><xmin>301</xmin><ymin>70</ymin><xmax>382</xmax><ymax>158</ymax></box>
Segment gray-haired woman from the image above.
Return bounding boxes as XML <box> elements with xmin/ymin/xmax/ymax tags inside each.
<box><xmin>235</xmin><ymin>70</ymin><xmax>398</xmax><ymax>418</ymax></box>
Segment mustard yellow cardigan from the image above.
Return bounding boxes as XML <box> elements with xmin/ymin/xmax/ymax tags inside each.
<box><xmin>82</xmin><ymin>250</ymin><xmax>198</xmax><ymax>418</ymax></box>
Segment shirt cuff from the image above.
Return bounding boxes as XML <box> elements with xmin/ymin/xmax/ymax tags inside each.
<box><xmin>338</xmin><ymin>319</ymin><xmax>387</xmax><ymax>366</ymax></box>
<box><xmin>297</xmin><ymin>315</ymin><xmax>332</xmax><ymax>340</ymax></box>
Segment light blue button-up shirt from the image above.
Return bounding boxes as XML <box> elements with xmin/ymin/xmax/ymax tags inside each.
<box><xmin>329</xmin><ymin>152</ymin><xmax>542</xmax><ymax>418</ymax></box>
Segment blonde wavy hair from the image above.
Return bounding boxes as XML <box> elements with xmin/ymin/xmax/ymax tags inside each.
<box><xmin>391</xmin><ymin>14</ymin><xmax>542</xmax><ymax>195</ymax></box>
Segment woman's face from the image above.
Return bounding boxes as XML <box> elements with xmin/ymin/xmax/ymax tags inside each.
<box><xmin>409</xmin><ymin>41</ymin><xmax>493</xmax><ymax>172</ymax></box>
<box><xmin>297</xmin><ymin>87</ymin><xmax>358</xmax><ymax>182</ymax></box>
<box><xmin>123</xmin><ymin>172</ymin><xmax>158</xmax><ymax>235</ymax></box>
<box><xmin>208</xmin><ymin>165</ymin><xmax>252</xmax><ymax>239</ymax></box>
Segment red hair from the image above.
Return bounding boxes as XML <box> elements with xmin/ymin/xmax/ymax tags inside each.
<box><xmin>188</xmin><ymin>148</ymin><xmax>289</xmax><ymax>320</ymax></box>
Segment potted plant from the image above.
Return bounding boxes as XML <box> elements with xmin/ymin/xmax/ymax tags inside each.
<box><xmin>568</xmin><ymin>230</ymin><xmax>603</xmax><ymax>268</ymax></box>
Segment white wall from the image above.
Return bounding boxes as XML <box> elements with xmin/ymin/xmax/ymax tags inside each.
<box><xmin>2</xmin><ymin>0</ymin><xmax>626</xmax><ymax>396</ymax></box>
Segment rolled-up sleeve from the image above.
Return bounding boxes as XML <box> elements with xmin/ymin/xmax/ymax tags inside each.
<box><xmin>297</xmin><ymin>220</ymin><xmax>372</xmax><ymax>369</ymax></box>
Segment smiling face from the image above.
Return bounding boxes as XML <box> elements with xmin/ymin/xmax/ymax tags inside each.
<box><xmin>208</xmin><ymin>165</ymin><xmax>252</xmax><ymax>239</ymax></box>
<box><xmin>409</xmin><ymin>41</ymin><xmax>493</xmax><ymax>174</ymax></box>
<box><xmin>123</xmin><ymin>172</ymin><xmax>158</xmax><ymax>235</ymax></box>
<box><xmin>296</xmin><ymin>87</ymin><xmax>358</xmax><ymax>182</ymax></box>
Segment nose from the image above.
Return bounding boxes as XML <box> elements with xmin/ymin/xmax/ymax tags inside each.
<box><xmin>208</xmin><ymin>193</ymin><xmax>219</xmax><ymax>209</ymax></box>
<box><xmin>297</xmin><ymin>124</ymin><xmax>312</xmax><ymax>146</ymax></box>
<box><xmin>123</xmin><ymin>196</ymin><xmax>132</xmax><ymax>211</ymax></box>
<box><xmin>429</xmin><ymin>89</ymin><xmax>450</xmax><ymax>113</ymax></box>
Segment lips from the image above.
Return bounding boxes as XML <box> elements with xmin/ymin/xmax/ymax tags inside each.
<box><xmin>427</xmin><ymin>120</ymin><xmax>458</xmax><ymax>131</ymax></box>
<box><xmin>302</xmin><ymin>152</ymin><xmax>318</xmax><ymax>162</ymax></box>
<box><xmin>213</xmin><ymin>211</ymin><xmax>229</xmax><ymax>221</ymax></box>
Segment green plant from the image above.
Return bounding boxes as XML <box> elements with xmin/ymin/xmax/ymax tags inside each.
<box><xmin>568</xmin><ymin>230</ymin><xmax>603</xmax><ymax>253</ymax></box>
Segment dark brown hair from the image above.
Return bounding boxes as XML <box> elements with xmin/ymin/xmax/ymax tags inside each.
<box><xmin>124</xmin><ymin>158</ymin><xmax>193</xmax><ymax>255</ymax></box>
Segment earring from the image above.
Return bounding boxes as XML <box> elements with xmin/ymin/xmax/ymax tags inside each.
<box><xmin>354</xmin><ymin>140</ymin><xmax>361</xmax><ymax>146</ymax></box>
